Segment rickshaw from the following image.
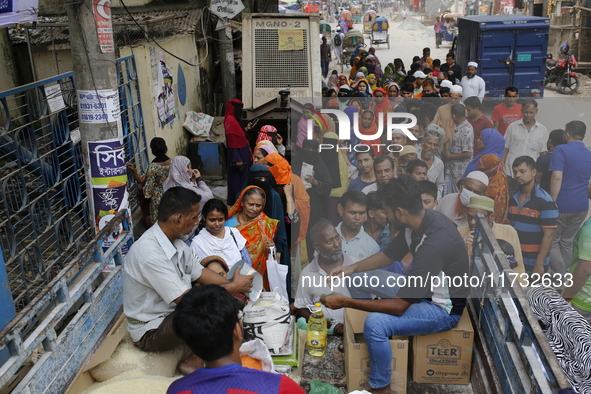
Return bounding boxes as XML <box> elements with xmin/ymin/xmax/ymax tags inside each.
<box><xmin>370</xmin><ymin>17</ymin><xmax>389</xmax><ymax>48</ymax></box>
<box><xmin>340</xmin><ymin>29</ymin><xmax>365</xmax><ymax>72</ymax></box>
<box><xmin>440</xmin><ymin>12</ymin><xmax>461</xmax><ymax>43</ymax></box>
<box><xmin>319</xmin><ymin>20</ymin><xmax>332</xmax><ymax>44</ymax></box>
<box><xmin>363</xmin><ymin>10</ymin><xmax>377</xmax><ymax>35</ymax></box>
<box><xmin>351</xmin><ymin>5</ymin><xmax>362</xmax><ymax>23</ymax></box>
<box><xmin>340</xmin><ymin>10</ymin><xmax>353</xmax><ymax>29</ymax></box>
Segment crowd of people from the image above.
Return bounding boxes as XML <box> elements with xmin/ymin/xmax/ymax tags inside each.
<box><xmin>120</xmin><ymin>47</ymin><xmax>591</xmax><ymax>392</ymax></box>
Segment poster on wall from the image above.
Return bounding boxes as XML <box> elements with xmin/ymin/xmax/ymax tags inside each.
<box><xmin>87</xmin><ymin>138</ymin><xmax>130</xmax><ymax>257</ymax></box>
<box><xmin>155</xmin><ymin>54</ymin><xmax>176</xmax><ymax>128</ymax></box>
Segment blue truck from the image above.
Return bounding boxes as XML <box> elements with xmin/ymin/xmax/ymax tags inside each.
<box><xmin>454</xmin><ymin>15</ymin><xmax>550</xmax><ymax>98</ymax></box>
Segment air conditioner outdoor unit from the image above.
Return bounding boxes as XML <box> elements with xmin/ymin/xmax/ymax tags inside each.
<box><xmin>242</xmin><ymin>13</ymin><xmax>323</xmax><ymax>110</ymax></box>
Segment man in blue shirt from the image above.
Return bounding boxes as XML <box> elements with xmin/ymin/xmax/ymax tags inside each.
<box><xmin>508</xmin><ymin>156</ymin><xmax>558</xmax><ymax>275</ymax></box>
<box><xmin>169</xmin><ymin>285</ymin><xmax>304</xmax><ymax>394</ymax></box>
<box><xmin>549</xmin><ymin>120</ymin><xmax>591</xmax><ymax>277</ymax></box>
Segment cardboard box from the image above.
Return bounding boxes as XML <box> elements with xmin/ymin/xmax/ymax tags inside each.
<box><xmin>412</xmin><ymin>309</ymin><xmax>474</xmax><ymax>385</ymax></box>
<box><xmin>66</xmin><ymin>314</ymin><xmax>127</xmax><ymax>394</ymax></box>
<box><xmin>344</xmin><ymin>308</ymin><xmax>408</xmax><ymax>393</ymax></box>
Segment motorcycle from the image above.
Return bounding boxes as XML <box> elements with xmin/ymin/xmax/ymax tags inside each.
<box><xmin>544</xmin><ymin>43</ymin><xmax>580</xmax><ymax>95</ymax></box>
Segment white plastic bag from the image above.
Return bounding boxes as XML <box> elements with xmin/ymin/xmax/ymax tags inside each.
<box><xmin>239</xmin><ymin>338</ymin><xmax>275</xmax><ymax>372</ymax></box>
<box><xmin>183</xmin><ymin>111</ymin><xmax>213</xmax><ymax>137</ymax></box>
<box><xmin>266</xmin><ymin>246</ymin><xmax>288</xmax><ymax>300</ymax></box>
<box><xmin>243</xmin><ymin>291</ymin><xmax>291</xmax><ymax>354</ymax></box>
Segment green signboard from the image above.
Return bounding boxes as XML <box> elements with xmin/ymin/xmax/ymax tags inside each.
<box><xmin>517</xmin><ymin>54</ymin><xmax>532</xmax><ymax>62</ymax></box>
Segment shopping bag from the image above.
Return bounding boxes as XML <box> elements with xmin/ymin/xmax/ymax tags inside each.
<box><xmin>266</xmin><ymin>246</ymin><xmax>288</xmax><ymax>300</ymax></box>
<box><xmin>243</xmin><ymin>291</ymin><xmax>291</xmax><ymax>353</ymax></box>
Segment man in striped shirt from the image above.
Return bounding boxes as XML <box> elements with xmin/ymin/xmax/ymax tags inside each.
<box><xmin>508</xmin><ymin>156</ymin><xmax>558</xmax><ymax>275</ymax></box>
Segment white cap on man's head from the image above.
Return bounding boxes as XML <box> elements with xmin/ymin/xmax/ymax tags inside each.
<box><xmin>440</xmin><ymin>80</ymin><xmax>453</xmax><ymax>89</ymax></box>
<box><xmin>413</xmin><ymin>71</ymin><xmax>427</xmax><ymax>79</ymax></box>
<box><xmin>467</xmin><ymin>61</ymin><xmax>478</xmax><ymax>68</ymax></box>
<box><xmin>466</xmin><ymin>171</ymin><xmax>489</xmax><ymax>186</ymax></box>
<box><xmin>450</xmin><ymin>85</ymin><xmax>463</xmax><ymax>94</ymax></box>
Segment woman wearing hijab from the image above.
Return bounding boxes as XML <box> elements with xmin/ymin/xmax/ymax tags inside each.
<box><xmin>367</xmin><ymin>74</ymin><xmax>379</xmax><ymax>91</ymax></box>
<box><xmin>327</xmin><ymin>73</ymin><xmax>339</xmax><ymax>90</ymax></box>
<box><xmin>354</xmin><ymin>79</ymin><xmax>372</xmax><ymax>97</ymax></box>
<box><xmin>338</xmin><ymin>74</ymin><xmax>349</xmax><ymax>88</ymax></box>
<box><xmin>462</xmin><ymin>128</ymin><xmax>505</xmax><ymax>177</ymax></box>
<box><xmin>320</xmin><ymin>132</ymin><xmax>349</xmax><ymax>226</ymax></box>
<box><xmin>257</xmin><ymin>150</ymin><xmax>311</xmax><ymax>245</ymax></box>
<box><xmin>255</xmin><ymin>125</ymin><xmax>285</xmax><ymax>156</ymax></box>
<box><xmin>385</xmin><ymin>82</ymin><xmax>404</xmax><ymax>109</ymax></box>
<box><xmin>478</xmin><ymin>154</ymin><xmax>510</xmax><ymax>224</ymax></box>
<box><xmin>357</xmin><ymin>109</ymin><xmax>383</xmax><ymax>157</ymax></box>
<box><xmin>241</xmin><ymin>164</ymin><xmax>291</xmax><ymax>295</ymax></box>
<box><xmin>224</xmin><ymin>99</ymin><xmax>251</xmax><ymax>206</ymax></box>
<box><xmin>163</xmin><ymin>155</ymin><xmax>213</xmax><ymax>210</ymax></box>
<box><xmin>350</xmin><ymin>72</ymin><xmax>365</xmax><ymax>90</ymax></box>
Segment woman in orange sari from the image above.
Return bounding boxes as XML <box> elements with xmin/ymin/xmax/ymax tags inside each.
<box><xmin>226</xmin><ymin>186</ymin><xmax>279</xmax><ymax>290</ymax></box>
<box><xmin>358</xmin><ymin>109</ymin><xmax>383</xmax><ymax>157</ymax></box>
<box><xmin>478</xmin><ymin>154</ymin><xmax>509</xmax><ymax>224</ymax></box>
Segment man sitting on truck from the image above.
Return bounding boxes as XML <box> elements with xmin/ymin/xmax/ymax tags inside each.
<box><xmin>321</xmin><ymin>176</ymin><xmax>469</xmax><ymax>394</ymax></box>
<box><xmin>123</xmin><ymin>187</ymin><xmax>253</xmax><ymax>374</ymax></box>
<box><xmin>168</xmin><ymin>285</ymin><xmax>305</xmax><ymax>394</ymax></box>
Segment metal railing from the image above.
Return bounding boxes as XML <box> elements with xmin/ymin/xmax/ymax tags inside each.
<box><xmin>0</xmin><ymin>211</ymin><xmax>133</xmax><ymax>393</ymax></box>
<box><xmin>470</xmin><ymin>214</ymin><xmax>571</xmax><ymax>393</ymax></box>
<box><xmin>0</xmin><ymin>56</ymin><xmax>147</xmax><ymax>316</ymax></box>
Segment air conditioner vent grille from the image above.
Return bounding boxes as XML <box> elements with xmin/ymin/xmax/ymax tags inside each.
<box><xmin>254</xmin><ymin>29</ymin><xmax>310</xmax><ymax>88</ymax></box>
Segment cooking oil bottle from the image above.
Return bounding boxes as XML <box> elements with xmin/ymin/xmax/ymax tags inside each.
<box><xmin>306</xmin><ymin>303</ymin><xmax>327</xmax><ymax>357</ymax></box>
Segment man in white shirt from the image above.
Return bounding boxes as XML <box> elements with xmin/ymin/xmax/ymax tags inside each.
<box><xmin>460</xmin><ymin>62</ymin><xmax>485</xmax><ymax>100</ymax></box>
<box><xmin>501</xmin><ymin>99</ymin><xmax>548</xmax><ymax>176</ymax></box>
<box><xmin>336</xmin><ymin>190</ymin><xmax>380</xmax><ymax>260</ymax></box>
<box><xmin>333</xmin><ymin>27</ymin><xmax>345</xmax><ymax>64</ymax></box>
<box><xmin>294</xmin><ymin>220</ymin><xmax>358</xmax><ymax>332</ymax></box>
<box><xmin>123</xmin><ymin>187</ymin><xmax>253</xmax><ymax>372</ymax></box>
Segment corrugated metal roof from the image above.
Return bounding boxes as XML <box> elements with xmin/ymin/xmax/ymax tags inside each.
<box><xmin>10</xmin><ymin>8</ymin><xmax>200</xmax><ymax>46</ymax></box>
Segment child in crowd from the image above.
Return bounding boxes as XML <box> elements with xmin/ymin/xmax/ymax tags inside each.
<box><xmin>419</xmin><ymin>180</ymin><xmax>438</xmax><ymax>210</ymax></box>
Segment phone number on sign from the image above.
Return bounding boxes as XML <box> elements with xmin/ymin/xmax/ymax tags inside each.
<box><xmin>502</xmin><ymin>272</ymin><xmax>573</xmax><ymax>288</ymax></box>
<box><xmin>80</xmin><ymin>113</ymin><xmax>108</xmax><ymax>121</ymax></box>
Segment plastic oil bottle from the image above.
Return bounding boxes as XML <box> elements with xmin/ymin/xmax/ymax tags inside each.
<box><xmin>306</xmin><ymin>303</ymin><xmax>327</xmax><ymax>357</ymax></box>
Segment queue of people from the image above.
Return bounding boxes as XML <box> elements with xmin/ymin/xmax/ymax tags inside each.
<box><xmin>122</xmin><ymin>68</ymin><xmax>591</xmax><ymax>392</ymax></box>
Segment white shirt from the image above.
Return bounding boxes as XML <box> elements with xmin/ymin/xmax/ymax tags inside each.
<box><xmin>422</xmin><ymin>153</ymin><xmax>445</xmax><ymax>200</ymax></box>
<box><xmin>123</xmin><ymin>223</ymin><xmax>203</xmax><ymax>342</ymax></box>
<box><xmin>336</xmin><ymin>222</ymin><xmax>380</xmax><ymax>260</ymax></box>
<box><xmin>460</xmin><ymin>75</ymin><xmax>486</xmax><ymax>99</ymax></box>
<box><xmin>191</xmin><ymin>227</ymin><xmax>246</xmax><ymax>270</ymax></box>
<box><xmin>361</xmin><ymin>182</ymin><xmax>378</xmax><ymax>194</ymax></box>
<box><xmin>504</xmin><ymin>119</ymin><xmax>548</xmax><ymax>176</ymax></box>
<box><xmin>294</xmin><ymin>254</ymin><xmax>358</xmax><ymax>323</ymax></box>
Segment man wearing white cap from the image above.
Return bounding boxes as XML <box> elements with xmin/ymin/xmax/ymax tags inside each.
<box><xmin>460</xmin><ymin>62</ymin><xmax>486</xmax><ymax>100</ymax></box>
<box><xmin>437</xmin><ymin>170</ymin><xmax>488</xmax><ymax>227</ymax></box>
<box><xmin>413</xmin><ymin>71</ymin><xmax>427</xmax><ymax>95</ymax></box>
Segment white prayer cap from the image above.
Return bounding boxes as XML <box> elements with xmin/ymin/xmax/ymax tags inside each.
<box><xmin>440</xmin><ymin>80</ymin><xmax>453</xmax><ymax>89</ymax></box>
<box><xmin>466</xmin><ymin>171</ymin><xmax>489</xmax><ymax>186</ymax></box>
<box><xmin>450</xmin><ymin>85</ymin><xmax>463</xmax><ymax>94</ymax></box>
<box><xmin>467</xmin><ymin>61</ymin><xmax>478</xmax><ymax>68</ymax></box>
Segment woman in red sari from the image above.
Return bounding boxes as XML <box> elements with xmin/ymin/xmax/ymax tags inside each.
<box><xmin>226</xmin><ymin>186</ymin><xmax>278</xmax><ymax>290</ymax></box>
<box><xmin>478</xmin><ymin>154</ymin><xmax>509</xmax><ymax>224</ymax></box>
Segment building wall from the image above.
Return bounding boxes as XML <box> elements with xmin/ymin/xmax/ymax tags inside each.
<box><xmin>111</xmin><ymin>0</ymin><xmax>152</xmax><ymax>7</ymax></box>
<box><xmin>119</xmin><ymin>34</ymin><xmax>202</xmax><ymax>160</ymax></box>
